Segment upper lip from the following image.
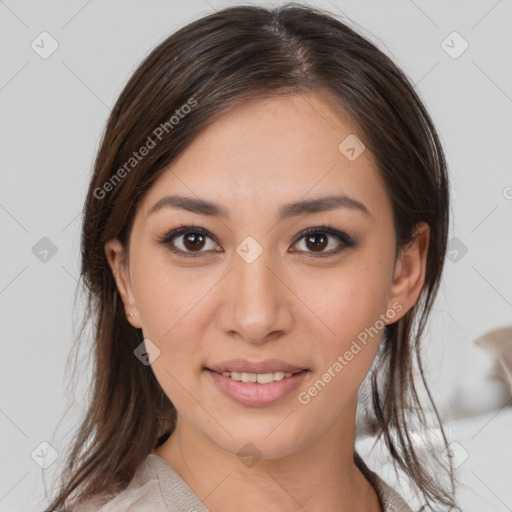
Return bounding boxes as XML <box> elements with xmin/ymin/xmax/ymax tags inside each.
<box><xmin>206</xmin><ymin>358</ymin><xmax>307</xmax><ymax>374</ymax></box>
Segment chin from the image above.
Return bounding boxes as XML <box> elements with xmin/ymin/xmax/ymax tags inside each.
<box><xmin>204</xmin><ymin>416</ymin><xmax>313</xmax><ymax>462</ymax></box>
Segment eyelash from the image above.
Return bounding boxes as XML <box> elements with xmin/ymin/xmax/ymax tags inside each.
<box><xmin>156</xmin><ymin>223</ymin><xmax>357</xmax><ymax>259</ymax></box>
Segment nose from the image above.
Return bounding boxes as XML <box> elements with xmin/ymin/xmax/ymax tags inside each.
<box><xmin>217</xmin><ymin>245</ymin><xmax>294</xmax><ymax>344</ymax></box>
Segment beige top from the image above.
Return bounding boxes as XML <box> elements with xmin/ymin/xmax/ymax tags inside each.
<box><xmin>74</xmin><ymin>452</ymin><xmax>413</xmax><ymax>511</ymax></box>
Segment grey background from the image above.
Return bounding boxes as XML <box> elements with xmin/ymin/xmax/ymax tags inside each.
<box><xmin>0</xmin><ymin>0</ymin><xmax>511</xmax><ymax>510</ymax></box>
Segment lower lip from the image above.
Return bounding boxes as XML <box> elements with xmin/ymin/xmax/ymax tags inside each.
<box><xmin>206</xmin><ymin>369</ymin><xmax>308</xmax><ymax>407</ymax></box>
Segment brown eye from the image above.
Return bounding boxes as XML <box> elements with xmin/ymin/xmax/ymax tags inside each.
<box><xmin>291</xmin><ymin>226</ymin><xmax>356</xmax><ymax>257</ymax></box>
<box><xmin>304</xmin><ymin>232</ymin><xmax>328</xmax><ymax>252</ymax></box>
<box><xmin>182</xmin><ymin>232</ymin><xmax>207</xmax><ymax>251</ymax></box>
<box><xmin>159</xmin><ymin>226</ymin><xmax>221</xmax><ymax>256</ymax></box>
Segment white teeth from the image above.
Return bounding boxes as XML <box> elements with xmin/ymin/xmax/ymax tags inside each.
<box><xmin>256</xmin><ymin>373</ymin><xmax>274</xmax><ymax>384</ymax></box>
<box><xmin>241</xmin><ymin>372</ymin><xmax>257</xmax><ymax>383</ymax></box>
<box><xmin>219</xmin><ymin>370</ymin><xmax>296</xmax><ymax>382</ymax></box>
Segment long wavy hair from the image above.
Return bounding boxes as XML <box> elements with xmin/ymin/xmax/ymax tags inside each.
<box><xmin>43</xmin><ymin>3</ymin><xmax>457</xmax><ymax>510</ymax></box>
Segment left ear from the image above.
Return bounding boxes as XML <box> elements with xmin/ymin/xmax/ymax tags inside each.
<box><xmin>386</xmin><ymin>222</ymin><xmax>430</xmax><ymax>323</ymax></box>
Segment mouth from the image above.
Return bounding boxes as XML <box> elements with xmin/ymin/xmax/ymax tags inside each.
<box><xmin>207</xmin><ymin>369</ymin><xmax>305</xmax><ymax>384</ymax></box>
<box><xmin>204</xmin><ymin>360</ymin><xmax>310</xmax><ymax>407</ymax></box>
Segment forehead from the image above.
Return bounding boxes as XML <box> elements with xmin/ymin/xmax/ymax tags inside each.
<box><xmin>140</xmin><ymin>92</ymin><xmax>390</xmax><ymax>221</ymax></box>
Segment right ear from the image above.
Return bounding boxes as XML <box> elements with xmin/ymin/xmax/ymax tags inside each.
<box><xmin>104</xmin><ymin>238</ymin><xmax>142</xmax><ymax>329</ymax></box>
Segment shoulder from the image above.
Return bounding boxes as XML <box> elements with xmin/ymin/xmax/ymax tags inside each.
<box><xmin>71</xmin><ymin>454</ymin><xmax>167</xmax><ymax>512</ymax></box>
<box><xmin>371</xmin><ymin>474</ymin><xmax>414</xmax><ymax>512</ymax></box>
<box><xmin>354</xmin><ymin>452</ymin><xmax>414</xmax><ymax>512</ymax></box>
<box><xmin>71</xmin><ymin>453</ymin><xmax>208</xmax><ymax>512</ymax></box>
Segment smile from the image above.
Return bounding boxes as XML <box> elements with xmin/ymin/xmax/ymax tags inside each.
<box><xmin>219</xmin><ymin>371</ymin><xmax>295</xmax><ymax>383</ymax></box>
<box><xmin>206</xmin><ymin>368</ymin><xmax>309</xmax><ymax>407</ymax></box>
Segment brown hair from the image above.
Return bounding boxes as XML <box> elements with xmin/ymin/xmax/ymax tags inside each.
<box><xmin>44</xmin><ymin>3</ymin><xmax>458</xmax><ymax>510</ymax></box>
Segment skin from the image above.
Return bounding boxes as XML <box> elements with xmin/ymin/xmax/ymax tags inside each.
<box><xmin>105</xmin><ymin>91</ymin><xmax>429</xmax><ymax>512</ymax></box>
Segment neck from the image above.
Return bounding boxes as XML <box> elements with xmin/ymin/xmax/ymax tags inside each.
<box><xmin>154</xmin><ymin>398</ymin><xmax>381</xmax><ymax>512</ymax></box>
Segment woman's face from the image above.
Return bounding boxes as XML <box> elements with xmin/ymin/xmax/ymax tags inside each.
<box><xmin>106</xmin><ymin>91</ymin><xmax>427</xmax><ymax>459</ymax></box>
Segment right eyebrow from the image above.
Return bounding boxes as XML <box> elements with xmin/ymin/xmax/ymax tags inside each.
<box><xmin>148</xmin><ymin>195</ymin><xmax>229</xmax><ymax>218</ymax></box>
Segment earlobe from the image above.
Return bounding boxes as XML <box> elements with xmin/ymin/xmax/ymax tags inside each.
<box><xmin>386</xmin><ymin>222</ymin><xmax>430</xmax><ymax>323</ymax></box>
<box><xmin>104</xmin><ymin>238</ymin><xmax>141</xmax><ymax>328</ymax></box>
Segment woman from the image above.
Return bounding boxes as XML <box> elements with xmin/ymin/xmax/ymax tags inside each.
<box><xmin>44</xmin><ymin>3</ymin><xmax>458</xmax><ymax>511</ymax></box>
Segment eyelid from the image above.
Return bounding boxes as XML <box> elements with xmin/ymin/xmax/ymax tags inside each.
<box><xmin>291</xmin><ymin>225</ymin><xmax>356</xmax><ymax>249</ymax></box>
<box><xmin>157</xmin><ymin>224</ymin><xmax>222</xmax><ymax>257</ymax></box>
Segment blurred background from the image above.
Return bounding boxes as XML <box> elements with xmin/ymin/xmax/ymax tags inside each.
<box><xmin>0</xmin><ymin>0</ymin><xmax>511</xmax><ymax>510</ymax></box>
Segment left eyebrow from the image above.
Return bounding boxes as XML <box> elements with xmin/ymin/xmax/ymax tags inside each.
<box><xmin>278</xmin><ymin>194</ymin><xmax>371</xmax><ymax>220</ymax></box>
<box><xmin>147</xmin><ymin>193</ymin><xmax>371</xmax><ymax>220</ymax></box>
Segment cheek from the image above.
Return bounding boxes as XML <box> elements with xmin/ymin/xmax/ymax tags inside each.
<box><xmin>297</xmin><ymin>253</ymin><xmax>392</xmax><ymax>345</ymax></box>
<box><xmin>129</xmin><ymin>248</ymin><xmax>219</xmax><ymax>403</ymax></box>
<box><xmin>292</xmin><ymin>270</ymin><xmax>388</xmax><ymax>425</ymax></box>
<box><xmin>130</xmin><ymin>249</ymin><xmax>209</xmax><ymax>340</ymax></box>
<box><xmin>291</xmin><ymin>248</ymin><xmax>393</xmax><ymax>397</ymax></box>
